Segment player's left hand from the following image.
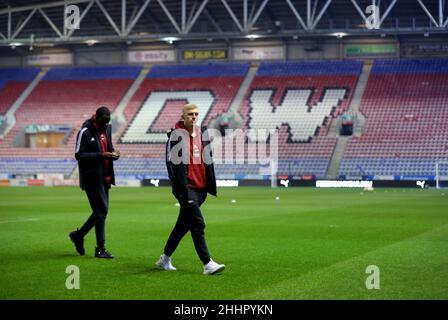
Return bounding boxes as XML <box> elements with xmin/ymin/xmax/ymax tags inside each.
<box><xmin>111</xmin><ymin>150</ymin><xmax>120</xmax><ymax>160</ymax></box>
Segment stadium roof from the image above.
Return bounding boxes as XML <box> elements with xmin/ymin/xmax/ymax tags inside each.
<box><xmin>0</xmin><ymin>0</ymin><xmax>447</xmax><ymax>47</ymax></box>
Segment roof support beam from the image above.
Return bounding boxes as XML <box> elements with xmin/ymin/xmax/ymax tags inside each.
<box><xmin>307</xmin><ymin>0</ymin><xmax>312</xmax><ymax>29</ymax></box>
<box><xmin>11</xmin><ymin>8</ymin><xmax>36</xmax><ymax>39</ymax></box>
<box><xmin>285</xmin><ymin>0</ymin><xmax>309</xmax><ymax>30</ymax></box>
<box><xmin>311</xmin><ymin>0</ymin><xmax>333</xmax><ymax>29</ymax></box>
<box><xmin>95</xmin><ymin>0</ymin><xmax>122</xmax><ymax>36</ymax></box>
<box><xmin>0</xmin><ymin>0</ymin><xmax>92</xmax><ymax>14</ymax></box>
<box><xmin>350</xmin><ymin>0</ymin><xmax>368</xmax><ymax>22</ymax></box>
<box><xmin>67</xmin><ymin>0</ymin><xmax>95</xmax><ymax>38</ymax></box>
<box><xmin>7</xmin><ymin>8</ymin><xmax>11</xmax><ymax>39</ymax></box>
<box><xmin>221</xmin><ymin>0</ymin><xmax>244</xmax><ymax>32</ymax></box>
<box><xmin>351</xmin><ymin>0</ymin><xmax>397</xmax><ymax>29</ymax></box>
<box><xmin>38</xmin><ymin>8</ymin><xmax>63</xmax><ymax>38</ymax></box>
<box><xmin>125</xmin><ymin>0</ymin><xmax>152</xmax><ymax>35</ymax></box>
<box><xmin>244</xmin><ymin>0</ymin><xmax>248</xmax><ymax>30</ymax></box>
<box><xmin>156</xmin><ymin>0</ymin><xmax>181</xmax><ymax>33</ymax></box>
<box><xmin>417</xmin><ymin>0</ymin><xmax>440</xmax><ymax>27</ymax></box>
<box><xmin>122</xmin><ymin>0</ymin><xmax>126</xmax><ymax>34</ymax></box>
<box><xmin>248</xmin><ymin>0</ymin><xmax>270</xmax><ymax>30</ymax></box>
<box><xmin>1</xmin><ymin>0</ymin><xmax>448</xmax><ymax>45</ymax></box>
<box><xmin>439</xmin><ymin>0</ymin><xmax>444</xmax><ymax>26</ymax></box>
<box><xmin>203</xmin><ymin>7</ymin><xmax>223</xmax><ymax>33</ymax></box>
<box><xmin>2</xmin><ymin>25</ymin><xmax>448</xmax><ymax>46</ymax></box>
<box><xmin>185</xmin><ymin>0</ymin><xmax>209</xmax><ymax>33</ymax></box>
<box><xmin>182</xmin><ymin>0</ymin><xmax>186</xmax><ymax>31</ymax></box>
<box><xmin>380</xmin><ymin>0</ymin><xmax>398</xmax><ymax>26</ymax></box>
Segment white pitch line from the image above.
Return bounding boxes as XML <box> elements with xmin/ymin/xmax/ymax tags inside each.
<box><xmin>0</xmin><ymin>218</ymin><xmax>40</xmax><ymax>224</ymax></box>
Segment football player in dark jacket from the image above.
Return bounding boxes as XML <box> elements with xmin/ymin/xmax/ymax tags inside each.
<box><xmin>69</xmin><ymin>106</ymin><xmax>120</xmax><ymax>259</ymax></box>
<box><xmin>155</xmin><ymin>103</ymin><xmax>225</xmax><ymax>275</ymax></box>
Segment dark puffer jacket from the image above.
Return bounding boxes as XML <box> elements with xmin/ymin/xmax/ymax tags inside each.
<box><xmin>75</xmin><ymin>118</ymin><xmax>116</xmax><ymax>190</ymax></box>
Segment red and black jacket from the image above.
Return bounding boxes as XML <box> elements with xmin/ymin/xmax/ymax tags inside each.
<box><xmin>75</xmin><ymin>118</ymin><xmax>116</xmax><ymax>190</ymax></box>
<box><xmin>166</xmin><ymin>123</ymin><xmax>217</xmax><ymax>201</ymax></box>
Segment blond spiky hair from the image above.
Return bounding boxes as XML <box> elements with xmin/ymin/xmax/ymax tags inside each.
<box><xmin>182</xmin><ymin>103</ymin><xmax>198</xmax><ymax>115</ymax></box>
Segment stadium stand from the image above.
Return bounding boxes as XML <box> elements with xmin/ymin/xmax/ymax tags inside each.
<box><xmin>114</xmin><ymin>63</ymin><xmax>250</xmax><ymax>179</ymax></box>
<box><xmin>0</xmin><ymin>68</ymin><xmax>40</xmax><ymax>115</ymax></box>
<box><xmin>1</xmin><ymin>59</ymin><xmax>447</xmax><ymax>182</ymax></box>
<box><xmin>338</xmin><ymin>59</ymin><xmax>448</xmax><ymax>179</ymax></box>
<box><xmin>234</xmin><ymin>60</ymin><xmax>363</xmax><ymax>179</ymax></box>
<box><xmin>0</xmin><ymin>66</ymin><xmax>142</xmax><ymax>177</ymax></box>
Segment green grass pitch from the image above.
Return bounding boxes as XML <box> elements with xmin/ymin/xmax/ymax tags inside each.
<box><xmin>0</xmin><ymin>186</ymin><xmax>447</xmax><ymax>299</ymax></box>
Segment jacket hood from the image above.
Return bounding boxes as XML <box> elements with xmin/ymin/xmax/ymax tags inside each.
<box><xmin>175</xmin><ymin>120</ymin><xmax>185</xmax><ymax>129</ymax></box>
<box><xmin>174</xmin><ymin>120</ymin><xmax>200</xmax><ymax>134</ymax></box>
<box><xmin>82</xmin><ymin>118</ymin><xmax>95</xmax><ymax>130</ymax></box>
<box><xmin>83</xmin><ymin>116</ymin><xmax>110</xmax><ymax>132</ymax></box>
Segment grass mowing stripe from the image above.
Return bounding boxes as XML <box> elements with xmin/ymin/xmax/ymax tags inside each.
<box><xmin>0</xmin><ymin>187</ymin><xmax>447</xmax><ymax>299</ymax></box>
<box><xmin>239</xmin><ymin>223</ymin><xmax>448</xmax><ymax>300</ymax></box>
<box><xmin>0</xmin><ymin>218</ymin><xmax>40</xmax><ymax>224</ymax></box>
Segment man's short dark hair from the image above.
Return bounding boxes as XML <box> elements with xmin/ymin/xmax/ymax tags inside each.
<box><xmin>96</xmin><ymin>106</ymin><xmax>110</xmax><ymax>118</ymax></box>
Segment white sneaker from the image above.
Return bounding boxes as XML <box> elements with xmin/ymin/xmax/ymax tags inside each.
<box><xmin>203</xmin><ymin>259</ymin><xmax>225</xmax><ymax>275</ymax></box>
<box><xmin>155</xmin><ymin>254</ymin><xmax>176</xmax><ymax>271</ymax></box>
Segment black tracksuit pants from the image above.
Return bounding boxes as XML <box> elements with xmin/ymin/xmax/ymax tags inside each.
<box><xmin>79</xmin><ymin>185</ymin><xmax>109</xmax><ymax>249</ymax></box>
<box><xmin>164</xmin><ymin>188</ymin><xmax>211</xmax><ymax>265</ymax></box>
